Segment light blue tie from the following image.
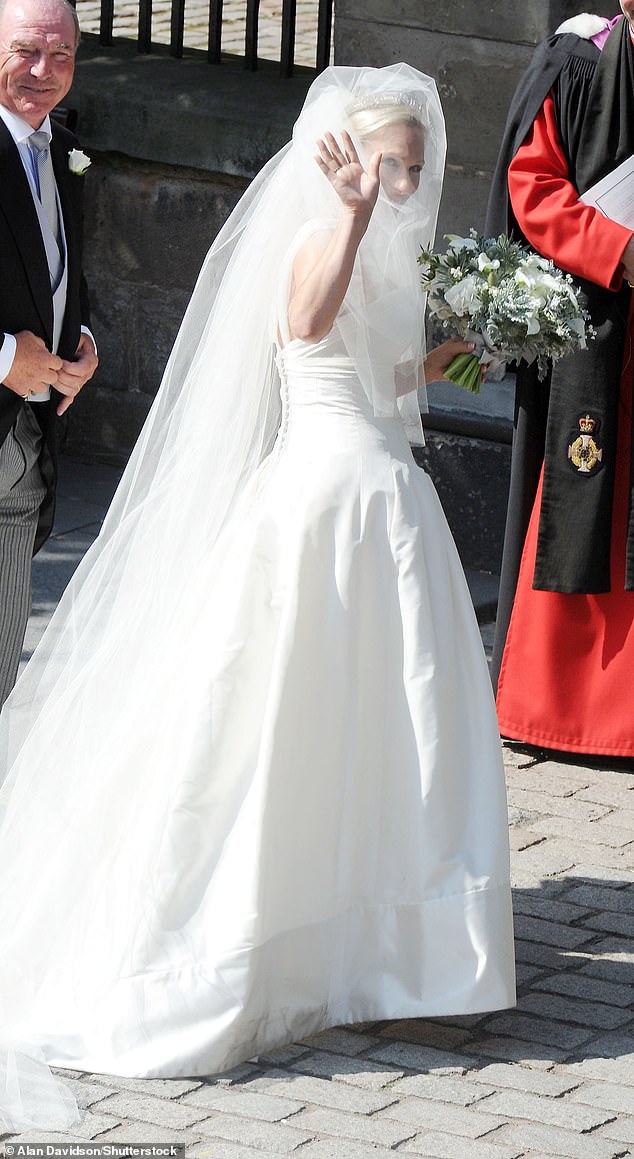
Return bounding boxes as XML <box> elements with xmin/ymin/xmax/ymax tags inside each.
<box><xmin>29</xmin><ymin>130</ymin><xmax>61</xmax><ymax>250</ymax></box>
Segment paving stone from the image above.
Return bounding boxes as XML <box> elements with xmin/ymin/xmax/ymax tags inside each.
<box><xmin>515</xmin><ymin>838</ymin><xmax>633</xmax><ymax>876</ymax></box>
<box><xmin>256</xmin><ymin>1045</ymin><xmax>311</xmax><ymax>1066</ymax></box>
<box><xmin>518</xmin><ymin>875</ymin><xmax>571</xmax><ymax>900</ymax></box>
<box><xmin>379</xmin><ymin>1095</ymin><xmax>507</xmax><ymax>1137</ymax></box>
<box><xmin>581</xmin><ymin>769</ymin><xmax>634</xmax><ymax>790</ymax></box>
<box><xmin>243</xmin><ymin>1067</ymin><xmax>300</xmax><ymax>1091</ymax></box>
<box><xmin>63</xmin><ymin>1076</ymin><xmax>118</xmax><ymax>1109</ymax></box>
<box><xmin>508</xmin><ymin>825</ymin><xmax>544</xmax><ymax>851</ymax></box>
<box><xmin>462</xmin><ymin>1035</ymin><xmax>568</xmax><ymax>1067</ymax></box>
<box><xmin>482</xmin><ymin>1013</ymin><xmax>595</xmax><ymax>1051</ymax></box>
<box><xmin>98</xmin><ymin>1124</ymin><xmax>200</xmax><ymax>1145</ymax></box>
<box><xmin>94</xmin><ymin>1091</ymin><xmax>212</xmax><ymax>1129</ymax></box>
<box><xmin>596</xmin><ymin>1114</ymin><xmax>634</xmax><ymax>1143</ymax></box>
<box><xmin>367</xmin><ymin>1041</ymin><xmax>468</xmax><ymax>1074</ymax></box>
<box><xmin>583</xmin><ymin>910</ymin><xmax>634</xmax><ymax>937</ymax></box>
<box><xmin>529</xmin><ymin>815</ymin><xmax>634</xmax><ymax>848</ymax></box>
<box><xmin>293</xmin><ymin>1141</ymin><xmax>397</xmax><ymax>1159</ymax></box>
<box><xmin>289</xmin><ymin>1049</ymin><xmax>405</xmax><ymax>1089</ymax></box>
<box><xmin>501</xmin><ymin>1121</ymin><xmax>626</xmax><ymax>1159</ymax></box>
<box><xmin>390</xmin><ymin>1072</ymin><xmax>494</xmax><ymax>1106</ymax></box>
<box><xmin>378</xmin><ymin>1019</ymin><xmax>472</xmax><ymax>1050</ymax></box>
<box><xmin>2</xmin><ymin>1131</ymin><xmax>91</xmax><ymax>1145</ymax></box>
<box><xmin>88</xmin><ymin>1072</ymin><xmax>203</xmax><ymax>1098</ymax></box>
<box><xmin>577</xmin><ymin>783</ymin><xmax>634</xmax><ymax>807</ymax></box>
<box><xmin>563</xmin><ymin>882</ymin><xmax>634</xmax><ymax>914</ymax></box>
<box><xmin>514</xmin><ymin>939</ymin><xmax>580</xmax><ymax>972</ymax></box>
<box><xmin>471</xmin><ymin>1062</ymin><xmax>582</xmax><ymax>1097</ymax></box>
<box><xmin>209</xmin><ymin>1063</ymin><xmax>265</xmax><ymax>1086</ymax></box>
<box><xmin>241</xmin><ymin>1072</ymin><xmax>397</xmax><ymax>1115</ymax></box>
<box><xmin>504</xmin><ymin>766</ymin><xmax>592</xmax><ymax>796</ymax></box>
<box><xmin>539</xmin><ymin>762</ymin><xmax>624</xmax><ymax>782</ymax></box>
<box><xmin>182</xmin><ymin>1087</ymin><xmax>306</xmax><ymax>1120</ymax></box>
<box><xmin>397</xmin><ymin>1131</ymin><xmax>528</xmax><ymax>1158</ymax></box>
<box><xmin>299</xmin><ymin>1027</ymin><xmax>381</xmax><ymax>1055</ymax></box>
<box><xmin>513</xmin><ymin>914</ymin><xmax>598</xmax><ymax>950</ymax></box>
<box><xmin>592</xmin><ymin>806</ymin><xmax>634</xmax><ymax>833</ymax></box>
<box><xmin>556</xmin><ymin>1038</ymin><xmax>634</xmax><ymax>1085</ymax></box>
<box><xmin>557</xmin><ymin>863</ymin><xmax>634</xmax><ymax>884</ymax></box>
<box><xmin>532</xmin><ymin>970</ymin><xmax>634</xmax><ymax>1008</ymax></box>
<box><xmin>482</xmin><ymin>1088</ymin><xmax>614</xmax><ymax>1131</ymax></box>
<box><xmin>569</xmin><ymin>1082</ymin><xmax>634</xmax><ymax>1115</ymax></box>
<box><xmin>514</xmin><ymin>961</ymin><xmax>545</xmax><ymax>986</ymax></box>
<box><xmin>194</xmin><ymin>1112</ymin><xmax>314</xmax><ymax>1151</ymax></box>
<box><xmin>577</xmin><ymin>957</ymin><xmax>634</xmax><ymax>991</ymax></box>
<box><xmin>347</xmin><ymin>1021</ymin><xmax>385</xmax><ymax>1034</ymax></box>
<box><xmin>517</xmin><ymin>991</ymin><xmax>632</xmax><ymax>1031</ymax></box>
<box><xmin>509</xmin><ymin>841</ymin><xmax>577</xmax><ymax>880</ymax></box>
<box><xmin>439</xmin><ymin>1012</ymin><xmax>491</xmax><ymax>1031</ymax></box>
<box><xmin>512</xmin><ymin>894</ymin><xmax>594</xmax><ymax>925</ymax></box>
<box><xmin>586</xmin><ymin>936</ymin><xmax>634</xmax><ymax>964</ymax></box>
<box><xmin>516</xmin><ymin>913</ymin><xmax>593</xmax><ymax>950</ymax></box>
<box><xmin>283</xmin><ymin>1105</ymin><xmax>414</xmax><ymax>1147</ymax></box>
<box><xmin>54</xmin><ymin>1108</ymin><xmax>125</xmax><ymax>1138</ymax></box>
<box><xmin>506</xmin><ymin>786</ymin><xmax>611</xmax><ymax>822</ymax></box>
<box><xmin>188</xmin><ymin>1141</ymin><xmax>293</xmax><ymax>1159</ymax></box>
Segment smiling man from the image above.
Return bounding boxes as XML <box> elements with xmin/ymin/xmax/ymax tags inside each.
<box><xmin>0</xmin><ymin>0</ymin><xmax>98</xmax><ymax>704</ymax></box>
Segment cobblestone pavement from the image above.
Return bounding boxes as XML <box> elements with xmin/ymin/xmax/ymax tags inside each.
<box><xmin>1</xmin><ymin>458</ymin><xmax>633</xmax><ymax>1158</ymax></box>
<box><xmin>76</xmin><ymin>0</ymin><xmax>323</xmax><ymax>68</ymax></box>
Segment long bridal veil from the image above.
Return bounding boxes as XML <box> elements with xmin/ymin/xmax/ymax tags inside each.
<box><xmin>0</xmin><ymin>63</ymin><xmax>447</xmax><ymax>1131</ymax></box>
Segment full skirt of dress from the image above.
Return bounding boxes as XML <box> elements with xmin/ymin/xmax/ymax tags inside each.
<box><xmin>0</xmin><ymin>350</ymin><xmax>515</xmax><ymax>1084</ymax></box>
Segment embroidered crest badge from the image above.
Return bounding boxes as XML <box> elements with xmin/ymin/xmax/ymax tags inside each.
<box><xmin>568</xmin><ymin>414</ymin><xmax>603</xmax><ymax>475</ymax></box>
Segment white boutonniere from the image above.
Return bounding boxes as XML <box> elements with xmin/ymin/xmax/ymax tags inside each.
<box><xmin>68</xmin><ymin>148</ymin><xmax>91</xmax><ymax>175</ymax></box>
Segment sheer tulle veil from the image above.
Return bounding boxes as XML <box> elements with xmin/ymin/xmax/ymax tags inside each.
<box><xmin>0</xmin><ymin>62</ymin><xmax>446</xmax><ymax>1130</ymax></box>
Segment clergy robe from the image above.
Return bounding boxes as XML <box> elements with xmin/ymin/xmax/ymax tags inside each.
<box><xmin>487</xmin><ymin>15</ymin><xmax>634</xmax><ymax>756</ymax></box>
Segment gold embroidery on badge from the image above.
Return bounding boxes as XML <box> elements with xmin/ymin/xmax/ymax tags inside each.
<box><xmin>568</xmin><ymin>414</ymin><xmax>603</xmax><ymax>474</ymax></box>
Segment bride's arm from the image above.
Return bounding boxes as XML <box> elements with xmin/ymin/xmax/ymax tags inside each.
<box><xmin>287</xmin><ymin>131</ymin><xmax>381</xmax><ymax>343</ymax></box>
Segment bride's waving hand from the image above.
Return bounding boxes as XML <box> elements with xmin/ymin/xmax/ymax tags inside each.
<box><xmin>315</xmin><ymin>130</ymin><xmax>381</xmax><ymax>215</ymax></box>
<box><xmin>287</xmin><ymin>131</ymin><xmax>380</xmax><ymax>343</ymax></box>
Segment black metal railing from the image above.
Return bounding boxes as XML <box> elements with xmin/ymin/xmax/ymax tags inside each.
<box><xmin>89</xmin><ymin>0</ymin><xmax>333</xmax><ymax>76</ymax></box>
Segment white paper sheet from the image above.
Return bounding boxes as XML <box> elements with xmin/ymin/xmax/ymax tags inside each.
<box><xmin>580</xmin><ymin>154</ymin><xmax>634</xmax><ymax>229</ymax></box>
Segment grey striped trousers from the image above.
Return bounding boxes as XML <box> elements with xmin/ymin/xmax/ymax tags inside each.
<box><xmin>0</xmin><ymin>404</ymin><xmax>47</xmax><ymax>706</ymax></box>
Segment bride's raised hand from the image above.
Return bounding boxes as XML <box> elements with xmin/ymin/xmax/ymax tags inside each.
<box><xmin>314</xmin><ymin>130</ymin><xmax>381</xmax><ymax>221</ymax></box>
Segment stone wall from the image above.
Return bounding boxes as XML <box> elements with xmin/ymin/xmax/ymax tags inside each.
<box><xmin>63</xmin><ymin>44</ymin><xmax>313</xmax><ymax>461</ymax></box>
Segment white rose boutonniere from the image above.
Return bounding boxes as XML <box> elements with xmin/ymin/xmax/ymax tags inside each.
<box><xmin>68</xmin><ymin>148</ymin><xmax>91</xmax><ymax>175</ymax></box>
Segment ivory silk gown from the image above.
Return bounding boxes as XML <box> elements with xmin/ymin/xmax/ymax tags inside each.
<box><xmin>0</xmin><ymin>280</ymin><xmax>515</xmax><ymax>1081</ymax></box>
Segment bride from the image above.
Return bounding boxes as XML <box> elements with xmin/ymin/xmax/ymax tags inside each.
<box><xmin>0</xmin><ymin>62</ymin><xmax>515</xmax><ymax>1131</ymax></box>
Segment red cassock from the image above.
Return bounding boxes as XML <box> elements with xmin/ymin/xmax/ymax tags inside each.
<box><xmin>495</xmin><ymin>93</ymin><xmax>634</xmax><ymax>757</ymax></box>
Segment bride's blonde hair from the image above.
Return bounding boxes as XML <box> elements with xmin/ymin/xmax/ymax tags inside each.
<box><xmin>348</xmin><ymin>97</ymin><xmax>424</xmax><ymax>140</ymax></box>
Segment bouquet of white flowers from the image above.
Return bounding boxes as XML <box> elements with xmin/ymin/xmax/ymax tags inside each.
<box><xmin>418</xmin><ymin>231</ymin><xmax>594</xmax><ymax>393</ymax></box>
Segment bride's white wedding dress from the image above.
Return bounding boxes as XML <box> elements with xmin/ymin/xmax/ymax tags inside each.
<box><xmin>0</xmin><ymin>281</ymin><xmax>514</xmax><ymax>1096</ymax></box>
